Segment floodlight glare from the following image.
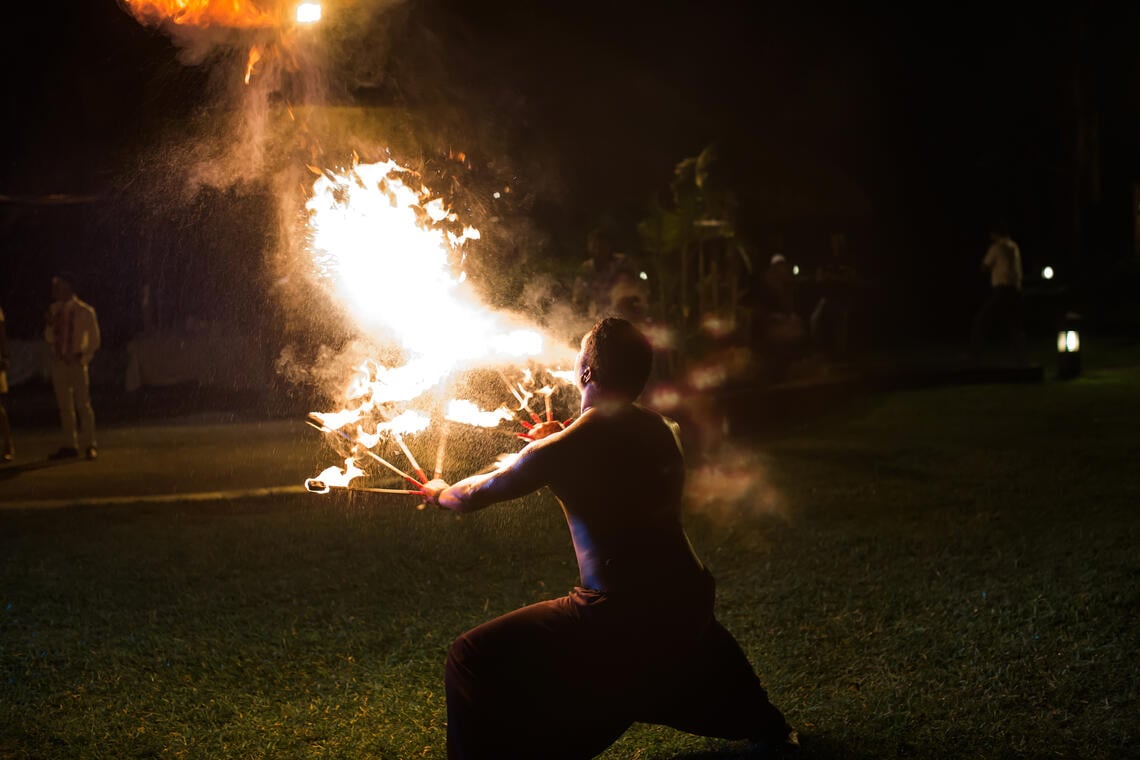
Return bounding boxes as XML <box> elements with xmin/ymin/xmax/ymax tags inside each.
<box><xmin>296</xmin><ymin>2</ymin><xmax>321</xmax><ymax>23</ymax></box>
<box><xmin>1042</xmin><ymin>265</ymin><xmax>1055</xmax><ymax>280</ymax></box>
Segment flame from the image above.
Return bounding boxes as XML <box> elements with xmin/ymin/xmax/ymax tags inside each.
<box><xmin>305</xmin><ymin>157</ymin><xmax>581</xmax><ymax>487</ymax></box>
<box><xmin>244</xmin><ymin>45</ymin><xmax>263</xmax><ymax>84</ymax></box>
<box><xmin>549</xmin><ymin>369</ymin><xmax>577</xmax><ymax>385</ymax></box>
<box><xmin>121</xmin><ymin>0</ymin><xmax>280</xmax><ymax>28</ymax></box>
<box><xmin>310</xmin><ymin>407</ymin><xmax>363</xmax><ymax>432</ymax></box>
<box><xmin>445</xmin><ymin>400</ymin><xmax>515</xmax><ymax>428</ymax></box>
<box><xmin>308</xmin><ymin>159</ymin><xmax>544</xmax><ymax>379</ymax></box>
<box><xmin>310</xmin><ymin>458</ymin><xmax>366</xmax><ymax>490</ymax></box>
<box><xmin>375</xmin><ymin>410</ymin><xmax>432</xmax><ymax>436</ymax></box>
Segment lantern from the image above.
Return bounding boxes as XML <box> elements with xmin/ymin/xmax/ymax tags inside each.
<box><xmin>1056</xmin><ymin>312</ymin><xmax>1081</xmax><ymax>380</ymax></box>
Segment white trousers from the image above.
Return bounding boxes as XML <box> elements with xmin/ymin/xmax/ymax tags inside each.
<box><xmin>51</xmin><ymin>359</ymin><xmax>96</xmax><ymax>449</ymax></box>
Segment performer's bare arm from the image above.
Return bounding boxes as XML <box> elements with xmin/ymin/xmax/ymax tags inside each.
<box><xmin>423</xmin><ymin>435</ymin><xmax>558</xmax><ymax>513</ymax></box>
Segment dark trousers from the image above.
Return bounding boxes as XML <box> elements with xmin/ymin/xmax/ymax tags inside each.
<box><xmin>972</xmin><ymin>285</ymin><xmax>1025</xmax><ymax>351</ymax></box>
<box><xmin>445</xmin><ymin>574</ymin><xmax>790</xmax><ymax>759</ymax></box>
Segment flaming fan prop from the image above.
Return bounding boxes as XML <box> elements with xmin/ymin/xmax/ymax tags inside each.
<box><xmin>116</xmin><ymin>2</ymin><xmax>581</xmax><ymax>501</ymax></box>
<box><xmin>300</xmin><ymin>159</ymin><xmax>578</xmax><ymax>503</ymax></box>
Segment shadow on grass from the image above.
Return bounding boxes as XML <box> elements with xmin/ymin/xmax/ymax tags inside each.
<box><xmin>0</xmin><ymin>456</ymin><xmax>85</xmax><ymax>482</ymax></box>
<box><xmin>667</xmin><ymin>733</ymin><xmax>876</xmax><ymax>759</ymax></box>
<box><xmin>770</xmin><ymin>446</ymin><xmax>935</xmax><ymax>483</ymax></box>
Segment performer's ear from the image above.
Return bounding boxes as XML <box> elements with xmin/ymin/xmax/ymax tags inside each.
<box><xmin>580</xmin><ymin>367</ymin><xmax>592</xmax><ymax>386</ymax></box>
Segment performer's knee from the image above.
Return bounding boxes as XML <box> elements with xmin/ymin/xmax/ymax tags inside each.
<box><xmin>445</xmin><ymin>633</ymin><xmax>480</xmax><ymax>692</ymax></box>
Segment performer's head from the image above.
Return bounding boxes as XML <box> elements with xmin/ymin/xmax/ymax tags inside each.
<box><xmin>576</xmin><ymin>317</ymin><xmax>653</xmax><ymax>401</ymax></box>
<box><xmin>989</xmin><ymin>221</ymin><xmax>1010</xmax><ymax>241</ymax></box>
<box><xmin>52</xmin><ymin>272</ymin><xmax>77</xmax><ymax>303</ymax></box>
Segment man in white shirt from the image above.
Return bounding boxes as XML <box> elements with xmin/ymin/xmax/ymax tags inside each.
<box><xmin>972</xmin><ymin>226</ymin><xmax>1025</xmax><ymax>352</ymax></box>
<box><xmin>45</xmin><ymin>273</ymin><xmax>101</xmax><ymax>460</ymax></box>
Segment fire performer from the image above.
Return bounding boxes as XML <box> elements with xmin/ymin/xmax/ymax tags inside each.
<box><xmin>422</xmin><ymin>317</ymin><xmax>798</xmax><ymax>759</ymax></box>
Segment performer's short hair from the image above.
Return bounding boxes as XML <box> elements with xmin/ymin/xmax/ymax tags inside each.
<box><xmin>581</xmin><ymin>317</ymin><xmax>652</xmax><ymax>398</ymax></box>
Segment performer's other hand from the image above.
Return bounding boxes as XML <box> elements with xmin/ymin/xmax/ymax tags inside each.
<box><xmin>530</xmin><ymin>420</ymin><xmax>564</xmax><ymax>440</ymax></box>
<box><xmin>421</xmin><ymin>478</ymin><xmax>450</xmax><ymax>508</ymax></box>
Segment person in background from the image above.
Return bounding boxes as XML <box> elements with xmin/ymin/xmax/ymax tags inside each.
<box><xmin>45</xmin><ymin>273</ymin><xmax>101</xmax><ymax>461</ymax></box>
<box><xmin>0</xmin><ymin>304</ymin><xmax>13</xmax><ymax>462</ymax></box>
<box><xmin>810</xmin><ymin>232</ymin><xmax>857</xmax><ymax>359</ymax></box>
<box><xmin>423</xmin><ymin>317</ymin><xmax>798</xmax><ymax>760</ymax></box>
<box><xmin>572</xmin><ymin>227</ymin><xmax>640</xmax><ymax>320</ymax></box>
<box><xmin>971</xmin><ymin>225</ymin><xmax>1025</xmax><ymax>353</ymax></box>
<box><xmin>608</xmin><ymin>267</ymin><xmax>650</xmax><ymax>325</ymax></box>
<box><xmin>748</xmin><ymin>254</ymin><xmax>807</xmax><ymax>383</ymax></box>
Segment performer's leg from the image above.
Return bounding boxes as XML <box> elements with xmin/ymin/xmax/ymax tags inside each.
<box><xmin>445</xmin><ymin>594</ymin><xmax>631</xmax><ymax>760</ymax></box>
<box><xmin>72</xmin><ymin>363</ymin><xmax>96</xmax><ymax>449</ymax></box>
<box><xmin>639</xmin><ymin>619</ymin><xmax>792</xmax><ymax>744</ymax></box>
<box><xmin>972</xmin><ymin>289</ymin><xmax>1000</xmax><ymax>351</ymax></box>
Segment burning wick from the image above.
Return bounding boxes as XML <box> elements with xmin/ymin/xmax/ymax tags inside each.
<box><xmin>305</xmin><ymin>479</ymin><xmax>425</xmax><ymax>496</ymax></box>
<box><xmin>499</xmin><ymin>371</ymin><xmax>542</xmax><ymax>424</ymax></box>
<box><xmin>433</xmin><ymin>423</ymin><xmax>450</xmax><ymax>480</ymax></box>
<box><xmin>305</xmin><ymin>414</ymin><xmax>424</xmax><ymax>487</ymax></box>
<box><xmin>394</xmin><ymin>433</ymin><xmax>427</xmax><ymax>484</ymax></box>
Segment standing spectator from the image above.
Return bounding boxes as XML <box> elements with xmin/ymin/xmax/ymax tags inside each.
<box><xmin>0</xmin><ymin>305</ymin><xmax>13</xmax><ymax>462</ymax></box>
<box><xmin>45</xmin><ymin>273</ymin><xmax>101</xmax><ymax>460</ymax></box>
<box><xmin>608</xmin><ymin>268</ymin><xmax>650</xmax><ymax>325</ymax></box>
<box><xmin>810</xmin><ymin>232</ymin><xmax>858</xmax><ymax>359</ymax></box>
<box><xmin>746</xmin><ymin>254</ymin><xmax>806</xmax><ymax>384</ymax></box>
<box><xmin>572</xmin><ymin>228</ymin><xmax>643</xmax><ymax>320</ymax></box>
<box><xmin>971</xmin><ymin>225</ymin><xmax>1024</xmax><ymax>353</ymax></box>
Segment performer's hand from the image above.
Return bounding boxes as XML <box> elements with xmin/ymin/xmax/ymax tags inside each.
<box><xmin>529</xmin><ymin>420</ymin><xmax>564</xmax><ymax>440</ymax></box>
<box><xmin>420</xmin><ymin>478</ymin><xmax>450</xmax><ymax>509</ymax></box>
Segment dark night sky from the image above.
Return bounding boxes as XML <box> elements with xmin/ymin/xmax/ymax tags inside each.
<box><xmin>3</xmin><ymin>1</ymin><xmax>1139</xmax><ymax>343</ymax></box>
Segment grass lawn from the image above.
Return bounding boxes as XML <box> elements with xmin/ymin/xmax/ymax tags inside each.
<box><xmin>2</xmin><ymin>362</ymin><xmax>1137</xmax><ymax>758</ymax></box>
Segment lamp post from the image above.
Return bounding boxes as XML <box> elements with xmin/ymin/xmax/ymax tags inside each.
<box><xmin>1056</xmin><ymin>311</ymin><xmax>1081</xmax><ymax>380</ymax></box>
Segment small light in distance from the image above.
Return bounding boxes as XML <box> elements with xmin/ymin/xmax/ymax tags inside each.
<box><xmin>1042</xmin><ymin>265</ymin><xmax>1055</xmax><ymax>280</ymax></box>
<box><xmin>792</xmin><ymin>265</ymin><xmax>800</xmax><ymax>276</ymax></box>
<box><xmin>639</xmin><ymin>271</ymin><xmax>649</xmax><ymax>281</ymax></box>
<box><xmin>296</xmin><ymin>2</ymin><xmax>321</xmax><ymax>23</ymax></box>
<box><xmin>493</xmin><ymin>192</ymin><xmax>501</xmax><ymax>199</ymax></box>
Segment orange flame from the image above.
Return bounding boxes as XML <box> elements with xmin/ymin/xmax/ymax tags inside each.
<box><xmin>304</xmin><ymin>157</ymin><xmax>580</xmax><ymax>489</ymax></box>
<box><xmin>445</xmin><ymin>400</ymin><xmax>515</xmax><ymax>428</ymax></box>
<box><xmin>244</xmin><ymin>44</ymin><xmax>262</xmax><ymax>84</ymax></box>
<box><xmin>121</xmin><ymin>0</ymin><xmax>280</xmax><ymax>28</ymax></box>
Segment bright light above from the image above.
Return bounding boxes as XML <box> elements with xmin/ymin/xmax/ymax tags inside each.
<box><xmin>296</xmin><ymin>2</ymin><xmax>321</xmax><ymax>23</ymax></box>
<box><xmin>639</xmin><ymin>271</ymin><xmax>649</xmax><ymax>281</ymax></box>
<box><xmin>1042</xmin><ymin>265</ymin><xmax>1055</xmax><ymax>280</ymax></box>
<box><xmin>1057</xmin><ymin>330</ymin><xmax>1080</xmax><ymax>353</ymax></box>
<box><xmin>792</xmin><ymin>265</ymin><xmax>800</xmax><ymax>276</ymax></box>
